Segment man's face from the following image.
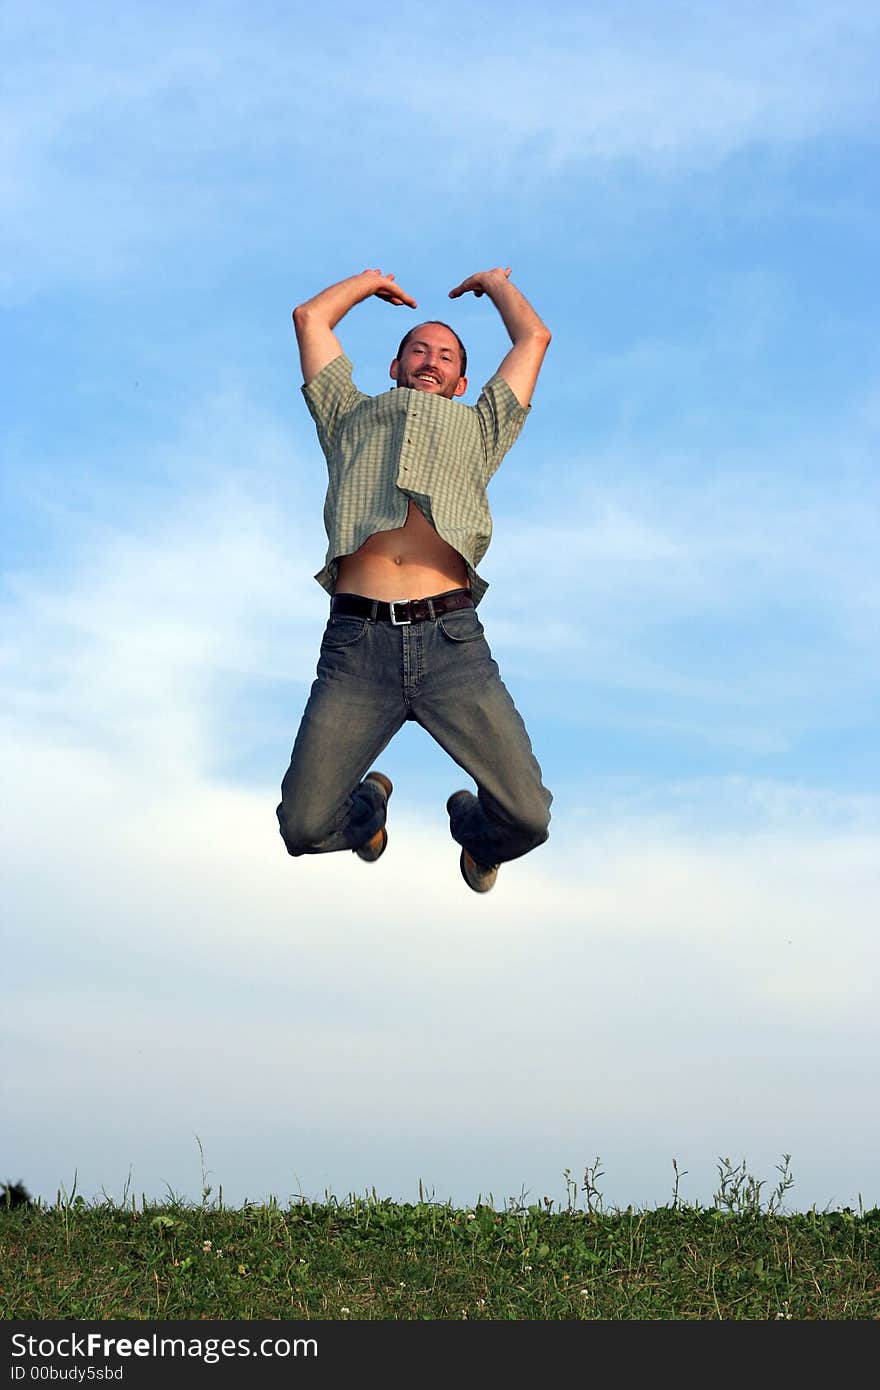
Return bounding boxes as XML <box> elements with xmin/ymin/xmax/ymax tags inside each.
<box><xmin>390</xmin><ymin>323</ymin><xmax>467</xmax><ymax>399</ymax></box>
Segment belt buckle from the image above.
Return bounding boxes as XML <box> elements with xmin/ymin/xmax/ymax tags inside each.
<box><xmin>389</xmin><ymin>599</ymin><xmax>411</xmax><ymax>626</ymax></box>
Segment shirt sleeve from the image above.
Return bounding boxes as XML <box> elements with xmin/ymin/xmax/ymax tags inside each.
<box><xmin>301</xmin><ymin>353</ymin><xmax>366</xmax><ymax>456</ymax></box>
<box><xmin>473</xmin><ymin>373</ymin><xmax>531</xmax><ymax>482</ymax></box>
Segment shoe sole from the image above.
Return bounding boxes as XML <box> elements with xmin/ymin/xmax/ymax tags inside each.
<box><xmin>459</xmin><ymin>848</ymin><xmax>498</xmax><ymax>894</ymax></box>
<box><xmin>355</xmin><ymin>826</ymin><xmax>388</xmax><ymax>863</ymax></box>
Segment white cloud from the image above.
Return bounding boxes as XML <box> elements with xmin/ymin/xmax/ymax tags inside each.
<box><xmin>497</xmin><ymin>469</ymin><xmax>879</xmax><ymax>632</ymax></box>
<box><xmin>3</xmin><ymin>364</ymin><xmax>878</xmax><ymax>1213</ymax></box>
<box><xmin>485</xmin><ymin>421</ymin><xmax>880</xmax><ymax>747</ymax></box>
<box><xmin>386</xmin><ymin>3</ymin><xmax>880</xmax><ymax>171</ymax></box>
<box><xmin>3</xmin><ymin>1</ymin><xmax>879</xmax><ymax>294</ymax></box>
<box><xmin>4</xmin><ymin>719</ymin><xmax>878</xmax><ymax>1209</ymax></box>
<box><xmin>2</xmin><ymin>388</ymin><xmax>325</xmax><ymax>774</ymax></box>
<box><xmin>4</xmin><ymin>370</ymin><xmax>878</xmax><ymax>771</ymax></box>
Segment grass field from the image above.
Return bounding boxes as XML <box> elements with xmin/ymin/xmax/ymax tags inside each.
<box><xmin>3</xmin><ymin>1158</ymin><xmax>878</xmax><ymax>1320</ymax></box>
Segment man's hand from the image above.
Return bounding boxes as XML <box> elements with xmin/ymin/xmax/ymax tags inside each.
<box><xmin>448</xmin><ymin>267</ymin><xmax>512</xmax><ymax>300</ymax></box>
<box><xmin>362</xmin><ymin>268</ymin><xmax>418</xmax><ymax>309</ymax></box>
<box><xmin>293</xmin><ymin>269</ymin><xmax>417</xmax><ymax>385</ymax></box>
<box><xmin>448</xmin><ymin>266</ymin><xmax>550</xmax><ymax>407</ymax></box>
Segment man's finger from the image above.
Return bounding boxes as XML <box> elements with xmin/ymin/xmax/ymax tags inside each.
<box><xmin>377</xmin><ymin>289</ymin><xmax>417</xmax><ymax>307</ymax></box>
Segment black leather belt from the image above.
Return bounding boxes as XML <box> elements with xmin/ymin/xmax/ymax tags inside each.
<box><xmin>330</xmin><ymin>588</ymin><xmax>474</xmax><ymax>625</ymax></box>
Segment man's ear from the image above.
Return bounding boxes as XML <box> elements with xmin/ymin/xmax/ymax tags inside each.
<box><xmin>453</xmin><ymin>376</ymin><xmax>468</xmax><ymax>398</ymax></box>
<box><xmin>389</xmin><ymin>359</ymin><xmax>399</xmax><ymax>382</ymax></box>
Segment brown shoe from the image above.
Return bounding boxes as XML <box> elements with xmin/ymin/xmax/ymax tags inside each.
<box><xmin>354</xmin><ymin>771</ymin><xmax>393</xmax><ymax>863</ymax></box>
<box><xmin>447</xmin><ymin>791</ymin><xmax>498</xmax><ymax>892</ymax></box>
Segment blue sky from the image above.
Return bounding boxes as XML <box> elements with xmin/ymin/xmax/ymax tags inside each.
<box><xmin>3</xmin><ymin>0</ymin><xmax>879</xmax><ymax>1213</ymax></box>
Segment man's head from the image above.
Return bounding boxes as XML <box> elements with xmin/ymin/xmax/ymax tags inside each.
<box><xmin>390</xmin><ymin>321</ymin><xmax>468</xmax><ymax>399</ymax></box>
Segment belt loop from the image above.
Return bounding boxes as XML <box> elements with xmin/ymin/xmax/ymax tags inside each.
<box><xmin>427</xmin><ymin>597</ymin><xmax>436</xmax><ymax>620</ymax></box>
<box><xmin>370</xmin><ymin>599</ymin><xmax>379</xmax><ymax>621</ymax></box>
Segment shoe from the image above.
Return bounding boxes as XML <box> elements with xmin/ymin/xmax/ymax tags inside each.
<box><xmin>447</xmin><ymin>790</ymin><xmax>498</xmax><ymax>893</ymax></box>
<box><xmin>459</xmin><ymin>848</ymin><xmax>499</xmax><ymax>894</ymax></box>
<box><xmin>354</xmin><ymin>771</ymin><xmax>393</xmax><ymax>863</ymax></box>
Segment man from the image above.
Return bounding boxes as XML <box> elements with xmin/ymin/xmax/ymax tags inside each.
<box><xmin>276</xmin><ymin>265</ymin><xmax>553</xmax><ymax>892</ymax></box>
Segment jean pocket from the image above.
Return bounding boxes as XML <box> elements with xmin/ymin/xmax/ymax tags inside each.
<box><xmin>321</xmin><ymin>615</ymin><xmax>369</xmax><ymax>649</ymax></box>
<box><xmin>437</xmin><ymin>609</ymin><xmax>484</xmax><ymax>643</ymax></box>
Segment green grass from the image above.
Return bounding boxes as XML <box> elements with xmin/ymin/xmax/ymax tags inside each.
<box><xmin>2</xmin><ymin>1158</ymin><xmax>879</xmax><ymax>1320</ymax></box>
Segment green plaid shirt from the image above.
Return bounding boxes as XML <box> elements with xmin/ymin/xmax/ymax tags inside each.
<box><xmin>302</xmin><ymin>353</ymin><xmax>530</xmax><ymax>605</ymax></box>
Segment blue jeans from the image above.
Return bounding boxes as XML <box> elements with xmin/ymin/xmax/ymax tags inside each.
<box><xmin>277</xmin><ymin>599</ymin><xmax>552</xmax><ymax>866</ymax></box>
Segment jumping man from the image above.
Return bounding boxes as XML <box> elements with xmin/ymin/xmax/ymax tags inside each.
<box><xmin>276</xmin><ymin>266</ymin><xmax>553</xmax><ymax>892</ymax></box>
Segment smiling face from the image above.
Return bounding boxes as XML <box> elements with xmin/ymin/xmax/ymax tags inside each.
<box><xmin>390</xmin><ymin>322</ymin><xmax>468</xmax><ymax>399</ymax></box>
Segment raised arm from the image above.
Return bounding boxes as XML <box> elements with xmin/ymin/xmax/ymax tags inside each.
<box><xmin>448</xmin><ymin>267</ymin><xmax>551</xmax><ymax>406</ymax></box>
<box><xmin>292</xmin><ymin>269</ymin><xmax>418</xmax><ymax>385</ymax></box>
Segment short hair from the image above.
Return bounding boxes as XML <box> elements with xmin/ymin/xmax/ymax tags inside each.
<box><xmin>395</xmin><ymin>321</ymin><xmax>467</xmax><ymax>377</ymax></box>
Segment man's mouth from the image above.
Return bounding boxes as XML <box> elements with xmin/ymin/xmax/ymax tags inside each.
<box><xmin>414</xmin><ymin>371</ymin><xmax>441</xmax><ymax>385</ymax></box>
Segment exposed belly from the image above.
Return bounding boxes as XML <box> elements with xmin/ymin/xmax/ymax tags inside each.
<box><xmin>334</xmin><ymin>500</ymin><xmax>469</xmax><ymax>600</ymax></box>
